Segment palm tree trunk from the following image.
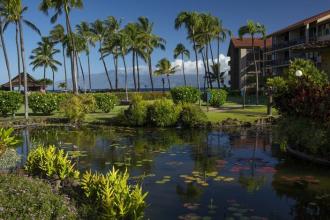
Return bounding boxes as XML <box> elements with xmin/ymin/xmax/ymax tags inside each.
<box><xmin>52</xmin><ymin>69</ymin><xmax>55</xmax><ymax>92</ymax></box>
<box><xmin>167</xmin><ymin>74</ymin><xmax>171</xmax><ymax>90</ymax></box>
<box><xmin>100</xmin><ymin>43</ymin><xmax>113</xmax><ymax>90</ymax></box>
<box><xmin>132</xmin><ymin>50</ymin><xmax>137</xmax><ymax>91</ymax></box>
<box><xmin>200</xmin><ymin>50</ymin><xmax>208</xmax><ymax>90</ymax></box>
<box><xmin>18</xmin><ymin>20</ymin><xmax>28</xmax><ymax>119</ymax></box>
<box><xmin>136</xmin><ymin>53</ymin><xmax>141</xmax><ymax>91</ymax></box>
<box><xmin>43</xmin><ymin>67</ymin><xmax>46</xmax><ymax>90</ymax></box>
<box><xmin>113</xmin><ymin>55</ymin><xmax>118</xmax><ymax>90</ymax></box>
<box><xmin>192</xmin><ymin>37</ymin><xmax>200</xmax><ymax>92</ymax></box>
<box><xmin>208</xmin><ymin>40</ymin><xmax>216</xmax><ymax>67</ymax></box>
<box><xmin>87</xmin><ymin>51</ymin><xmax>92</xmax><ymax>91</ymax></box>
<box><xmin>62</xmin><ymin>44</ymin><xmax>68</xmax><ymax>91</ymax></box>
<box><xmin>122</xmin><ymin>55</ymin><xmax>128</xmax><ymax>101</ymax></box>
<box><xmin>252</xmin><ymin>36</ymin><xmax>259</xmax><ymax>105</ymax></box>
<box><xmin>205</xmin><ymin>44</ymin><xmax>213</xmax><ymax>89</ymax></box>
<box><xmin>78</xmin><ymin>56</ymin><xmax>86</xmax><ymax>93</ymax></box>
<box><xmin>181</xmin><ymin>53</ymin><xmax>187</xmax><ymax>86</ymax></box>
<box><xmin>15</xmin><ymin>23</ymin><xmax>21</xmax><ymax>91</ymax></box>
<box><xmin>0</xmin><ymin>17</ymin><xmax>12</xmax><ymax>91</ymax></box>
<box><xmin>64</xmin><ymin>9</ymin><xmax>78</xmax><ymax>94</ymax></box>
<box><xmin>148</xmin><ymin>55</ymin><xmax>154</xmax><ymax>91</ymax></box>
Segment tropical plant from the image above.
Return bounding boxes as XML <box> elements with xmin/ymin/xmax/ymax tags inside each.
<box><xmin>174</xmin><ymin>43</ymin><xmax>190</xmax><ymax>86</ymax></box>
<box><xmin>81</xmin><ymin>168</ymin><xmax>148</xmax><ymax>219</ymax></box>
<box><xmin>147</xmin><ymin>98</ymin><xmax>181</xmax><ymax>127</ymax></box>
<box><xmin>76</xmin><ymin>21</ymin><xmax>95</xmax><ymax>91</ymax></box>
<box><xmin>3</xmin><ymin>0</ymin><xmax>41</xmax><ymax>119</ymax></box>
<box><xmin>123</xmin><ymin>94</ymin><xmax>148</xmax><ymax>126</ymax></box>
<box><xmin>25</xmin><ymin>145</ymin><xmax>80</xmax><ymax>181</ymax></box>
<box><xmin>154</xmin><ymin>58</ymin><xmax>177</xmax><ymax>90</ymax></box>
<box><xmin>175</xmin><ymin>12</ymin><xmax>202</xmax><ymax>91</ymax></box>
<box><xmin>0</xmin><ymin>91</ymin><xmax>22</xmax><ymax>116</ymax></box>
<box><xmin>170</xmin><ymin>86</ymin><xmax>201</xmax><ymax>104</ymax></box>
<box><xmin>94</xmin><ymin>93</ymin><xmax>118</xmax><ymax>113</ymax></box>
<box><xmin>30</xmin><ymin>37</ymin><xmax>61</xmax><ymax>91</ymax></box>
<box><xmin>60</xmin><ymin>95</ymin><xmax>86</xmax><ymax>124</ymax></box>
<box><xmin>179</xmin><ymin>103</ymin><xmax>207</xmax><ymax>128</ymax></box>
<box><xmin>137</xmin><ymin>16</ymin><xmax>166</xmax><ymax>91</ymax></box>
<box><xmin>90</xmin><ymin>19</ymin><xmax>113</xmax><ymax>89</ymax></box>
<box><xmin>0</xmin><ymin>2</ymin><xmax>12</xmax><ymax>91</ymax></box>
<box><xmin>29</xmin><ymin>93</ymin><xmax>59</xmax><ymax>115</ymax></box>
<box><xmin>50</xmin><ymin>24</ymin><xmax>68</xmax><ymax>90</ymax></box>
<box><xmin>238</xmin><ymin>20</ymin><xmax>265</xmax><ymax>105</ymax></box>
<box><xmin>0</xmin><ymin>127</ymin><xmax>20</xmax><ymax>156</ymax></box>
<box><xmin>207</xmin><ymin>89</ymin><xmax>228</xmax><ymax>107</ymax></box>
<box><xmin>39</xmin><ymin>0</ymin><xmax>84</xmax><ymax>94</ymax></box>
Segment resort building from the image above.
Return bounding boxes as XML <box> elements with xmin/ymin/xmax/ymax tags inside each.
<box><xmin>227</xmin><ymin>38</ymin><xmax>272</xmax><ymax>91</ymax></box>
<box><xmin>266</xmin><ymin>9</ymin><xmax>330</xmax><ymax>76</ymax></box>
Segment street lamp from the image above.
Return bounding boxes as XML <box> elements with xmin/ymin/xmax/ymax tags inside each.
<box><xmin>295</xmin><ymin>70</ymin><xmax>303</xmax><ymax>77</ymax></box>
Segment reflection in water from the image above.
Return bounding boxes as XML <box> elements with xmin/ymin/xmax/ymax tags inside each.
<box><xmin>16</xmin><ymin>126</ymin><xmax>330</xmax><ymax>220</ymax></box>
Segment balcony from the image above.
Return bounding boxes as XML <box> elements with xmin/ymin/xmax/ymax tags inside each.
<box><xmin>271</xmin><ymin>38</ymin><xmax>306</xmax><ymax>51</ymax></box>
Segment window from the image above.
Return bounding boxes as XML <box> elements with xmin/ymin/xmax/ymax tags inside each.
<box><xmin>318</xmin><ymin>22</ymin><xmax>330</xmax><ymax>37</ymax></box>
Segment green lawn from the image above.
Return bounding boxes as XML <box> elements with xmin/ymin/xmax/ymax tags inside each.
<box><xmin>0</xmin><ymin>96</ymin><xmax>278</xmax><ymax>125</ymax></box>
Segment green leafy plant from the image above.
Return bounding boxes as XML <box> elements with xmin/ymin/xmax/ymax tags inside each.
<box><xmin>0</xmin><ymin>128</ymin><xmax>20</xmax><ymax>156</ymax></box>
<box><xmin>81</xmin><ymin>168</ymin><xmax>147</xmax><ymax>219</ymax></box>
<box><xmin>25</xmin><ymin>145</ymin><xmax>80</xmax><ymax>181</ymax></box>
<box><xmin>28</xmin><ymin>92</ymin><xmax>59</xmax><ymax>115</ymax></box>
<box><xmin>0</xmin><ymin>91</ymin><xmax>22</xmax><ymax>116</ymax></box>
<box><xmin>94</xmin><ymin>93</ymin><xmax>118</xmax><ymax>113</ymax></box>
<box><xmin>207</xmin><ymin>89</ymin><xmax>228</xmax><ymax>107</ymax></box>
<box><xmin>0</xmin><ymin>175</ymin><xmax>77</xmax><ymax>219</ymax></box>
<box><xmin>179</xmin><ymin>104</ymin><xmax>207</xmax><ymax>128</ymax></box>
<box><xmin>80</xmin><ymin>94</ymin><xmax>97</xmax><ymax>113</ymax></box>
<box><xmin>123</xmin><ymin>94</ymin><xmax>148</xmax><ymax>126</ymax></box>
<box><xmin>0</xmin><ymin>149</ymin><xmax>20</xmax><ymax>170</ymax></box>
<box><xmin>170</xmin><ymin>86</ymin><xmax>201</xmax><ymax>104</ymax></box>
<box><xmin>60</xmin><ymin>95</ymin><xmax>86</xmax><ymax>124</ymax></box>
<box><xmin>147</xmin><ymin>99</ymin><xmax>181</xmax><ymax>127</ymax></box>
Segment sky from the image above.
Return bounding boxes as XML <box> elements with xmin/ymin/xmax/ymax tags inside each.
<box><xmin>0</xmin><ymin>0</ymin><xmax>329</xmax><ymax>84</ymax></box>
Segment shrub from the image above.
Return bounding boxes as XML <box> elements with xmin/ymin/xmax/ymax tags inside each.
<box><xmin>81</xmin><ymin>168</ymin><xmax>147</xmax><ymax>219</ymax></box>
<box><xmin>0</xmin><ymin>149</ymin><xmax>20</xmax><ymax>171</ymax></box>
<box><xmin>170</xmin><ymin>86</ymin><xmax>201</xmax><ymax>104</ymax></box>
<box><xmin>94</xmin><ymin>93</ymin><xmax>118</xmax><ymax>113</ymax></box>
<box><xmin>0</xmin><ymin>91</ymin><xmax>22</xmax><ymax>116</ymax></box>
<box><xmin>0</xmin><ymin>174</ymin><xmax>77</xmax><ymax>219</ymax></box>
<box><xmin>147</xmin><ymin>99</ymin><xmax>181</xmax><ymax>127</ymax></box>
<box><xmin>80</xmin><ymin>94</ymin><xmax>97</xmax><ymax>113</ymax></box>
<box><xmin>29</xmin><ymin>93</ymin><xmax>59</xmax><ymax>115</ymax></box>
<box><xmin>0</xmin><ymin>128</ymin><xmax>20</xmax><ymax>157</ymax></box>
<box><xmin>60</xmin><ymin>95</ymin><xmax>86</xmax><ymax>124</ymax></box>
<box><xmin>207</xmin><ymin>89</ymin><xmax>228</xmax><ymax>107</ymax></box>
<box><xmin>179</xmin><ymin>104</ymin><xmax>207</xmax><ymax>128</ymax></box>
<box><xmin>124</xmin><ymin>94</ymin><xmax>148</xmax><ymax>126</ymax></box>
<box><xmin>113</xmin><ymin>91</ymin><xmax>171</xmax><ymax>101</ymax></box>
<box><xmin>25</xmin><ymin>145</ymin><xmax>80</xmax><ymax>181</ymax></box>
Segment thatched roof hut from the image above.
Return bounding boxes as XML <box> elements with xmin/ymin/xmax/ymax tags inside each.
<box><xmin>1</xmin><ymin>73</ymin><xmax>43</xmax><ymax>91</ymax></box>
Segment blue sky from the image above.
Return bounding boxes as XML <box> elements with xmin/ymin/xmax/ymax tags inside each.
<box><xmin>0</xmin><ymin>0</ymin><xmax>329</xmax><ymax>83</ymax></box>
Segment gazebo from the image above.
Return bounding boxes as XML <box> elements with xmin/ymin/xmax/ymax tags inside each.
<box><xmin>1</xmin><ymin>73</ymin><xmax>44</xmax><ymax>91</ymax></box>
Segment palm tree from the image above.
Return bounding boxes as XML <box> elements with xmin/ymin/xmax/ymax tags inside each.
<box><xmin>174</xmin><ymin>43</ymin><xmax>190</xmax><ymax>86</ymax></box>
<box><xmin>90</xmin><ymin>19</ymin><xmax>113</xmax><ymax>90</ymax></box>
<box><xmin>137</xmin><ymin>16</ymin><xmax>165</xmax><ymax>91</ymax></box>
<box><xmin>50</xmin><ymin>24</ymin><xmax>68</xmax><ymax>90</ymax></box>
<box><xmin>104</xmin><ymin>16</ymin><xmax>121</xmax><ymax>90</ymax></box>
<box><xmin>3</xmin><ymin>0</ymin><xmax>41</xmax><ymax>119</ymax></box>
<box><xmin>0</xmin><ymin>1</ymin><xmax>12</xmax><ymax>90</ymax></box>
<box><xmin>39</xmin><ymin>0</ymin><xmax>83</xmax><ymax>94</ymax></box>
<box><xmin>76</xmin><ymin>21</ymin><xmax>95</xmax><ymax>91</ymax></box>
<box><xmin>118</xmin><ymin>31</ymin><xmax>130</xmax><ymax>101</ymax></box>
<box><xmin>175</xmin><ymin>12</ymin><xmax>202</xmax><ymax>92</ymax></box>
<box><xmin>239</xmin><ymin>20</ymin><xmax>264</xmax><ymax>105</ymax></box>
<box><xmin>30</xmin><ymin>37</ymin><xmax>61</xmax><ymax>91</ymax></box>
<box><xmin>154</xmin><ymin>58</ymin><xmax>177</xmax><ymax>90</ymax></box>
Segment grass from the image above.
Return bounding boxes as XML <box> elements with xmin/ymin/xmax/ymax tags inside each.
<box><xmin>0</xmin><ymin>96</ymin><xmax>278</xmax><ymax>125</ymax></box>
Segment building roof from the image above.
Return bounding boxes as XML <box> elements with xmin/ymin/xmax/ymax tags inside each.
<box><xmin>291</xmin><ymin>40</ymin><xmax>330</xmax><ymax>51</ymax></box>
<box><xmin>230</xmin><ymin>38</ymin><xmax>272</xmax><ymax>48</ymax></box>
<box><xmin>1</xmin><ymin>72</ymin><xmax>43</xmax><ymax>88</ymax></box>
<box><xmin>269</xmin><ymin>9</ymin><xmax>330</xmax><ymax>36</ymax></box>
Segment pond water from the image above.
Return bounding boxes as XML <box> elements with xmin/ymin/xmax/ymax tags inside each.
<box><xmin>17</xmin><ymin>126</ymin><xmax>330</xmax><ymax>220</ymax></box>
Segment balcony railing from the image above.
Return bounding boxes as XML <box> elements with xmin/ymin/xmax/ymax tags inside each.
<box><xmin>271</xmin><ymin>38</ymin><xmax>305</xmax><ymax>50</ymax></box>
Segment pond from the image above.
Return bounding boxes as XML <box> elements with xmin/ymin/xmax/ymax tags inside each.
<box><xmin>16</xmin><ymin>126</ymin><xmax>330</xmax><ymax>220</ymax></box>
